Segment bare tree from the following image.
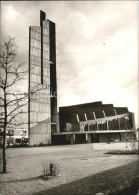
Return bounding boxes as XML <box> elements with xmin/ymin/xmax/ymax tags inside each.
<box><xmin>0</xmin><ymin>37</ymin><xmax>50</xmax><ymax>173</ymax></box>
<box><xmin>0</xmin><ymin>37</ymin><xmax>29</xmax><ymax>173</ymax></box>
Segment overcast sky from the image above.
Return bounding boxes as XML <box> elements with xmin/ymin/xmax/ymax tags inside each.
<box><xmin>1</xmin><ymin>1</ymin><xmax>138</xmax><ymax>125</ymax></box>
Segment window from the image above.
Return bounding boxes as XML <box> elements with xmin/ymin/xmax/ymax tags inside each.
<box><xmin>43</xmin><ymin>51</ymin><xmax>49</xmax><ymax>59</ymax></box>
<box><xmin>43</xmin><ymin>21</ymin><xmax>49</xmax><ymax>29</ymax></box>
<box><xmin>43</xmin><ymin>43</ymin><xmax>49</xmax><ymax>51</ymax></box>
<box><xmin>43</xmin><ymin>35</ymin><xmax>49</xmax><ymax>44</ymax></box>
<box><xmin>43</xmin><ymin>28</ymin><xmax>49</xmax><ymax>36</ymax></box>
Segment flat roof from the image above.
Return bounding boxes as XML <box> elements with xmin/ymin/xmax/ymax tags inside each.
<box><xmin>52</xmin><ymin>130</ymin><xmax>132</xmax><ymax>135</ymax></box>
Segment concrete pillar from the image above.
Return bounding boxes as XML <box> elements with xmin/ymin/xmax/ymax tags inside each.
<box><xmin>117</xmin><ymin>118</ymin><xmax>120</xmax><ymax>130</ymax></box>
<box><xmin>103</xmin><ymin>110</ymin><xmax>106</xmax><ymax>117</ymax></box>
<box><xmin>85</xmin><ymin>113</ymin><xmax>87</xmax><ymax>121</ymax></box>
<box><xmin>70</xmin><ymin>134</ymin><xmax>75</xmax><ymax>144</ymax></box>
<box><xmin>88</xmin><ymin>134</ymin><xmax>91</xmax><ymax>143</ymax></box>
<box><xmin>86</xmin><ymin>133</ymin><xmax>91</xmax><ymax>143</ymax></box>
<box><xmin>76</xmin><ymin>114</ymin><xmax>79</xmax><ymax>122</ymax></box>
<box><xmin>86</xmin><ymin>134</ymin><xmax>88</xmax><ymax>142</ymax></box>
<box><xmin>114</xmin><ymin>109</ymin><xmax>117</xmax><ymax>116</ymax></box>
<box><xmin>131</xmin><ymin>113</ymin><xmax>136</xmax><ymax>129</ymax></box>
<box><xmin>106</xmin><ymin>120</ymin><xmax>109</xmax><ymax>130</ymax></box>
<box><xmin>96</xmin><ymin>122</ymin><xmax>98</xmax><ymax>131</ymax></box>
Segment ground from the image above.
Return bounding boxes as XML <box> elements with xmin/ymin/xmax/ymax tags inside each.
<box><xmin>0</xmin><ymin>142</ymin><xmax>139</xmax><ymax>195</ymax></box>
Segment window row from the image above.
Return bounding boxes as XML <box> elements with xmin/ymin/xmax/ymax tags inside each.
<box><xmin>30</xmin><ymin>50</ymin><xmax>49</xmax><ymax>60</ymax></box>
<box><xmin>43</xmin><ymin>59</ymin><xmax>50</xmax><ymax>68</ymax></box>
<box><xmin>31</xmin><ymin>65</ymin><xmax>41</xmax><ymax>75</ymax></box>
<box><xmin>30</xmin><ymin>74</ymin><xmax>50</xmax><ymax>85</ymax></box>
<box><xmin>30</xmin><ymin>73</ymin><xmax>41</xmax><ymax>83</ymax></box>
<box><xmin>43</xmin><ymin>50</ymin><xmax>49</xmax><ymax>60</ymax></box>
<box><xmin>30</xmin><ymin>29</ymin><xmax>49</xmax><ymax>43</ymax></box>
<box><xmin>43</xmin><ymin>43</ymin><xmax>49</xmax><ymax>52</ymax></box>
<box><xmin>30</xmin><ymin>82</ymin><xmax>50</xmax><ymax>91</ymax></box>
<box><xmin>30</xmin><ymin>55</ymin><xmax>50</xmax><ymax>68</ymax></box>
<box><xmin>43</xmin><ymin>68</ymin><xmax>50</xmax><ymax>77</ymax></box>
<box><xmin>30</xmin><ymin>39</ymin><xmax>49</xmax><ymax>52</ymax></box>
<box><xmin>30</xmin><ymin>26</ymin><xmax>41</xmax><ymax>33</ymax></box>
<box><xmin>30</xmin><ymin>102</ymin><xmax>50</xmax><ymax>113</ymax></box>
<box><xmin>31</xmin><ymin>39</ymin><xmax>41</xmax><ymax>49</ymax></box>
<box><xmin>31</xmin><ymin>65</ymin><xmax>50</xmax><ymax>77</ymax></box>
<box><xmin>30</xmin><ymin>55</ymin><xmax>41</xmax><ymax>67</ymax></box>
<box><xmin>31</xmin><ymin>30</ymin><xmax>41</xmax><ymax>41</ymax></box>
<box><xmin>30</xmin><ymin>47</ymin><xmax>41</xmax><ymax>58</ymax></box>
<box><xmin>43</xmin><ymin>76</ymin><xmax>50</xmax><ymax>85</ymax></box>
<box><xmin>30</xmin><ymin>59</ymin><xmax>50</xmax><ymax>68</ymax></box>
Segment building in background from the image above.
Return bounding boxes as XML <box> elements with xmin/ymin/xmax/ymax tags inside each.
<box><xmin>28</xmin><ymin>10</ymin><xmax>57</xmax><ymax>146</ymax></box>
<box><xmin>52</xmin><ymin>101</ymin><xmax>136</xmax><ymax>144</ymax></box>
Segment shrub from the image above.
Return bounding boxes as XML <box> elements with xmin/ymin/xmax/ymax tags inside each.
<box><xmin>42</xmin><ymin>160</ymin><xmax>50</xmax><ymax>179</ymax></box>
<box><xmin>50</xmin><ymin>161</ymin><xmax>60</xmax><ymax>176</ymax></box>
<box><xmin>107</xmin><ymin>149</ymin><xmax>139</xmax><ymax>155</ymax></box>
<box><xmin>41</xmin><ymin>160</ymin><xmax>60</xmax><ymax>179</ymax></box>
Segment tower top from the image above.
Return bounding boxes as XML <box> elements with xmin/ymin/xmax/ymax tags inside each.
<box><xmin>40</xmin><ymin>10</ymin><xmax>46</xmax><ymax>27</ymax></box>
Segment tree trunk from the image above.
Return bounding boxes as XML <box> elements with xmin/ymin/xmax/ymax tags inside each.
<box><xmin>2</xmin><ymin>133</ymin><xmax>6</xmax><ymax>173</ymax></box>
<box><xmin>3</xmin><ymin>85</ymin><xmax>7</xmax><ymax>173</ymax></box>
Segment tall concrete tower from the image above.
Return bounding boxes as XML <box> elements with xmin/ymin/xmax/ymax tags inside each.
<box><xmin>28</xmin><ymin>10</ymin><xmax>57</xmax><ymax>146</ymax></box>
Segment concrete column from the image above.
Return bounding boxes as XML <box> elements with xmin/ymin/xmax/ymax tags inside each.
<box><xmin>96</xmin><ymin>122</ymin><xmax>98</xmax><ymax>131</ymax></box>
<box><xmin>86</xmin><ymin>134</ymin><xmax>88</xmax><ymax>142</ymax></box>
<box><xmin>117</xmin><ymin>118</ymin><xmax>120</xmax><ymax>130</ymax></box>
<box><xmin>76</xmin><ymin>114</ymin><xmax>79</xmax><ymax>122</ymax></box>
<box><xmin>106</xmin><ymin>120</ymin><xmax>109</xmax><ymax>130</ymax></box>
<box><xmin>85</xmin><ymin>113</ymin><xmax>87</xmax><ymax>121</ymax></box>
<box><xmin>114</xmin><ymin>109</ymin><xmax>117</xmax><ymax>116</ymax></box>
<box><xmin>131</xmin><ymin>113</ymin><xmax>136</xmax><ymax>129</ymax></box>
<box><xmin>93</xmin><ymin>112</ymin><xmax>96</xmax><ymax>119</ymax></box>
<box><xmin>103</xmin><ymin>110</ymin><xmax>106</xmax><ymax>117</ymax></box>
<box><xmin>86</xmin><ymin>133</ymin><xmax>91</xmax><ymax>143</ymax></box>
<box><xmin>88</xmin><ymin>134</ymin><xmax>91</xmax><ymax>143</ymax></box>
<box><xmin>70</xmin><ymin>134</ymin><xmax>75</xmax><ymax>144</ymax></box>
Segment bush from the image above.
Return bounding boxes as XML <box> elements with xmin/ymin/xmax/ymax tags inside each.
<box><xmin>41</xmin><ymin>160</ymin><xmax>60</xmax><ymax>180</ymax></box>
<box><xmin>50</xmin><ymin>161</ymin><xmax>60</xmax><ymax>176</ymax></box>
<box><xmin>42</xmin><ymin>161</ymin><xmax>50</xmax><ymax>178</ymax></box>
<box><xmin>107</xmin><ymin>149</ymin><xmax>139</xmax><ymax>155</ymax></box>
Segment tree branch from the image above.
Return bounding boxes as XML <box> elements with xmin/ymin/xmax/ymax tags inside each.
<box><xmin>7</xmin><ymin>102</ymin><xmax>27</xmax><ymax>117</ymax></box>
<box><xmin>7</xmin><ymin>110</ymin><xmax>27</xmax><ymax>125</ymax></box>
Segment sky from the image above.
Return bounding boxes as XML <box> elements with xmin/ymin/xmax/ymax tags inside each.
<box><xmin>1</xmin><ymin>1</ymin><xmax>138</xmax><ymax>125</ymax></box>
